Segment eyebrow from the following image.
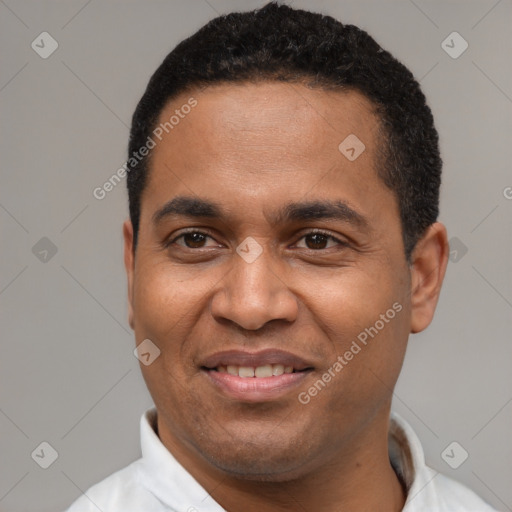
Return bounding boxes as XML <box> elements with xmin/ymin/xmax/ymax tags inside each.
<box><xmin>152</xmin><ymin>195</ymin><xmax>369</xmax><ymax>229</ymax></box>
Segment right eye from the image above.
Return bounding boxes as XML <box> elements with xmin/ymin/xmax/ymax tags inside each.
<box><xmin>167</xmin><ymin>229</ymin><xmax>222</xmax><ymax>249</ymax></box>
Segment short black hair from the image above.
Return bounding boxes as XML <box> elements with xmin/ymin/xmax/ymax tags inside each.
<box><xmin>127</xmin><ymin>1</ymin><xmax>441</xmax><ymax>259</ymax></box>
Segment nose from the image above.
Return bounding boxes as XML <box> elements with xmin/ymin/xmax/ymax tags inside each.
<box><xmin>210</xmin><ymin>247</ymin><xmax>298</xmax><ymax>331</ymax></box>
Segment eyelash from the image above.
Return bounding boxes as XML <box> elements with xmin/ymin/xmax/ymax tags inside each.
<box><xmin>165</xmin><ymin>228</ymin><xmax>348</xmax><ymax>251</ymax></box>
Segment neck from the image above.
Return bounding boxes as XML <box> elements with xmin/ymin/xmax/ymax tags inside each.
<box><xmin>157</xmin><ymin>407</ymin><xmax>406</xmax><ymax>511</ymax></box>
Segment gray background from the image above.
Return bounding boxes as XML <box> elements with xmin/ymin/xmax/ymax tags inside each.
<box><xmin>1</xmin><ymin>0</ymin><xmax>511</xmax><ymax>511</ymax></box>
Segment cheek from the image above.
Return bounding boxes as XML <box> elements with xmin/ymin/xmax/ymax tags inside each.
<box><xmin>131</xmin><ymin>261</ymin><xmax>230</xmax><ymax>383</ymax></box>
<box><xmin>304</xmin><ymin>264</ymin><xmax>402</xmax><ymax>336</ymax></box>
<box><xmin>303</xmin><ymin>265</ymin><xmax>409</xmax><ymax>396</ymax></box>
<box><xmin>131</xmin><ymin>264</ymin><xmax>207</xmax><ymax>410</ymax></box>
<box><xmin>133</xmin><ymin>271</ymin><xmax>183</xmax><ymax>339</ymax></box>
<box><xmin>132</xmin><ymin>261</ymin><xmax>212</xmax><ymax>334</ymax></box>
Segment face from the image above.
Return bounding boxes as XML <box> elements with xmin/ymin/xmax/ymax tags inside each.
<box><xmin>124</xmin><ymin>82</ymin><xmax>446</xmax><ymax>481</ymax></box>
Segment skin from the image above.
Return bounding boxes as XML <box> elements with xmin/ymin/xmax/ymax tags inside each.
<box><xmin>123</xmin><ymin>82</ymin><xmax>449</xmax><ymax>511</ymax></box>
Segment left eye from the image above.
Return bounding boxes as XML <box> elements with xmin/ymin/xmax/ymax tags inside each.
<box><xmin>295</xmin><ymin>232</ymin><xmax>343</xmax><ymax>250</ymax></box>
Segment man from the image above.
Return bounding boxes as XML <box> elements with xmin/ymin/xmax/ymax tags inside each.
<box><xmin>67</xmin><ymin>2</ymin><xmax>497</xmax><ymax>511</ymax></box>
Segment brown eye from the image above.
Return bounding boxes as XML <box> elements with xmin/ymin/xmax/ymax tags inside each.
<box><xmin>304</xmin><ymin>233</ymin><xmax>329</xmax><ymax>249</ymax></box>
<box><xmin>182</xmin><ymin>232</ymin><xmax>207</xmax><ymax>248</ymax></box>
<box><xmin>172</xmin><ymin>231</ymin><xmax>217</xmax><ymax>249</ymax></box>
<box><xmin>295</xmin><ymin>231</ymin><xmax>345</xmax><ymax>250</ymax></box>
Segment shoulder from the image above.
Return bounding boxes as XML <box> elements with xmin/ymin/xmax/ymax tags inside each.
<box><xmin>402</xmin><ymin>461</ymin><xmax>498</xmax><ymax>511</ymax></box>
<box><xmin>431</xmin><ymin>472</ymin><xmax>498</xmax><ymax>512</ymax></box>
<box><xmin>64</xmin><ymin>459</ymin><xmax>165</xmax><ymax>512</ymax></box>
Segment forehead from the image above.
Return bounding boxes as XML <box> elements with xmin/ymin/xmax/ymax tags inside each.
<box><xmin>142</xmin><ymin>81</ymin><xmax>395</xmax><ymax>229</ymax></box>
<box><xmin>154</xmin><ymin>82</ymin><xmax>379</xmax><ymax>165</ymax></box>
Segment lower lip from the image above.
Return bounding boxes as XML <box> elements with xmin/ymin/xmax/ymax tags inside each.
<box><xmin>203</xmin><ymin>369</ymin><xmax>310</xmax><ymax>402</ymax></box>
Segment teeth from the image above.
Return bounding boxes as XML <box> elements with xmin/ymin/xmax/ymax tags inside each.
<box><xmin>216</xmin><ymin>363</ymin><xmax>297</xmax><ymax>377</ymax></box>
<box><xmin>255</xmin><ymin>364</ymin><xmax>272</xmax><ymax>378</ymax></box>
<box><xmin>272</xmin><ymin>364</ymin><xmax>284</xmax><ymax>376</ymax></box>
<box><xmin>239</xmin><ymin>366</ymin><xmax>255</xmax><ymax>378</ymax></box>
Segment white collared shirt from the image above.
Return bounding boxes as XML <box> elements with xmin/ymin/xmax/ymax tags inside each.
<box><xmin>66</xmin><ymin>409</ymin><xmax>497</xmax><ymax>511</ymax></box>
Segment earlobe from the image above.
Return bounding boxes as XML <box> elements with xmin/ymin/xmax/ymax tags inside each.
<box><xmin>123</xmin><ymin>219</ymin><xmax>135</xmax><ymax>330</ymax></box>
<box><xmin>409</xmin><ymin>222</ymin><xmax>449</xmax><ymax>334</ymax></box>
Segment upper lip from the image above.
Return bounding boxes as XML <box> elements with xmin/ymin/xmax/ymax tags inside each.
<box><xmin>200</xmin><ymin>349</ymin><xmax>313</xmax><ymax>371</ymax></box>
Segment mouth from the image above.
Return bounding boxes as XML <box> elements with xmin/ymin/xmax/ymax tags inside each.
<box><xmin>200</xmin><ymin>349</ymin><xmax>314</xmax><ymax>402</ymax></box>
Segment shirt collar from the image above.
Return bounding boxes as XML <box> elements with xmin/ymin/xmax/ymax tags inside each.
<box><xmin>138</xmin><ymin>408</ymin><xmax>225</xmax><ymax>511</ymax></box>
<box><xmin>389</xmin><ymin>411</ymin><xmax>442</xmax><ymax>510</ymax></box>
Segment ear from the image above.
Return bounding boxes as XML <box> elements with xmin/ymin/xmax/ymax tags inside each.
<box><xmin>123</xmin><ymin>219</ymin><xmax>136</xmax><ymax>330</ymax></box>
<box><xmin>410</xmin><ymin>222</ymin><xmax>449</xmax><ymax>334</ymax></box>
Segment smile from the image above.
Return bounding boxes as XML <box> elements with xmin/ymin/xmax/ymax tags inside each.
<box><xmin>200</xmin><ymin>349</ymin><xmax>314</xmax><ymax>401</ymax></box>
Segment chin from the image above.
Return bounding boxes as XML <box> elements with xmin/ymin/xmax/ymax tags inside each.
<box><xmin>207</xmin><ymin>452</ymin><xmax>311</xmax><ymax>482</ymax></box>
<box><xmin>193</xmin><ymin>427</ymin><xmax>319</xmax><ymax>482</ymax></box>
